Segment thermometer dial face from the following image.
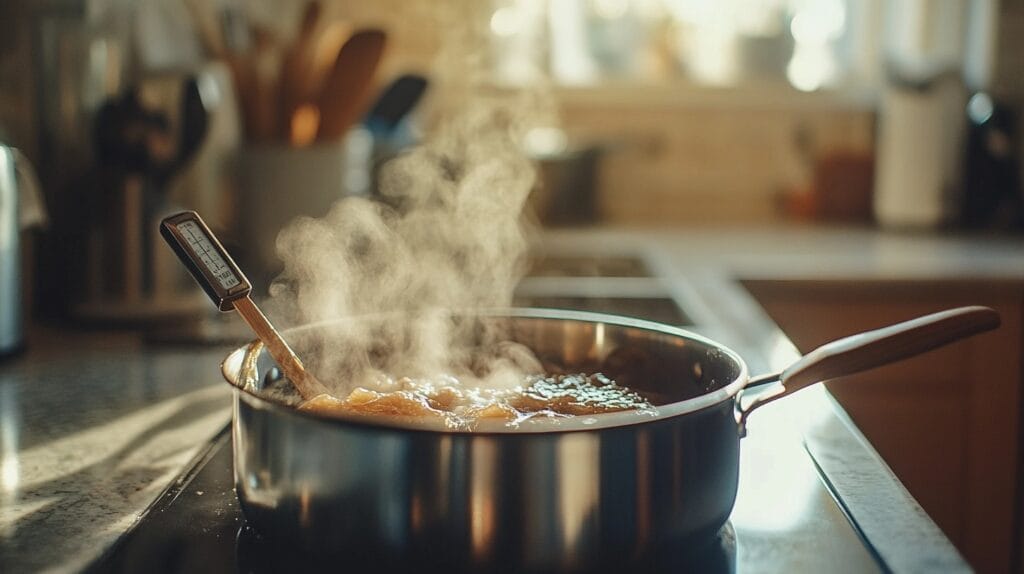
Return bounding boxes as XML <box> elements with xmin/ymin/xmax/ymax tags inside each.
<box><xmin>160</xmin><ymin>211</ymin><xmax>251</xmax><ymax>311</ymax></box>
<box><xmin>176</xmin><ymin>220</ymin><xmax>242</xmax><ymax>290</ymax></box>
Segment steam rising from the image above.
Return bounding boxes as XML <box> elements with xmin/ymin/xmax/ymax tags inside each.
<box><xmin>269</xmin><ymin>103</ymin><xmax>540</xmax><ymax>394</ymax></box>
<box><xmin>265</xmin><ymin>3</ymin><xmax>564</xmax><ymax>396</ymax></box>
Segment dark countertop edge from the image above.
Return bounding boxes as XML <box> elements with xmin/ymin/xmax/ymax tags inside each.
<box><xmin>805</xmin><ymin>393</ymin><xmax>971</xmax><ymax>573</ymax></box>
<box><xmin>84</xmin><ymin>426</ymin><xmax>233</xmax><ymax>574</ymax></box>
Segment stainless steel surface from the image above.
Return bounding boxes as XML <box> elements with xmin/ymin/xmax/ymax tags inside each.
<box><xmin>222</xmin><ymin>310</ymin><xmax>748</xmax><ymax>572</ymax></box>
<box><xmin>0</xmin><ymin>146</ymin><xmax>39</xmax><ymax>356</ymax></box>
<box><xmin>0</xmin><ymin>146</ymin><xmax>21</xmax><ymax>355</ymax></box>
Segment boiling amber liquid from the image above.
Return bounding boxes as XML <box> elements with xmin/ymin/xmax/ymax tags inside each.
<box><xmin>299</xmin><ymin>373</ymin><xmax>654</xmax><ymax>428</ymax></box>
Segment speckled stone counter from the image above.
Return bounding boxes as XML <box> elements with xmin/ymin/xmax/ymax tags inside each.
<box><xmin>0</xmin><ymin>329</ymin><xmax>233</xmax><ymax>572</ymax></box>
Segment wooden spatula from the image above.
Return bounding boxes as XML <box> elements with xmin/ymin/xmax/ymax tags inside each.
<box><xmin>315</xmin><ymin>28</ymin><xmax>387</xmax><ymax>142</ymax></box>
<box><xmin>277</xmin><ymin>1</ymin><xmax>322</xmax><ymax>142</ymax></box>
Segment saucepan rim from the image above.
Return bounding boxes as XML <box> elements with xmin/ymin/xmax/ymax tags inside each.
<box><xmin>221</xmin><ymin>307</ymin><xmax>751</xmax><ymax>435</ymax></box>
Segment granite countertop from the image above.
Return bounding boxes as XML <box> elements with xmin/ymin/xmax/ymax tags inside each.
<box><xmin>2</xmin><ymin>225</ymin><xmax>1020</xmax><ymax>572</ymax></box>
<box><xmin>0</xmin><ymin>331</ymin><xmax>234</xmax><ymax>572</ymax></box>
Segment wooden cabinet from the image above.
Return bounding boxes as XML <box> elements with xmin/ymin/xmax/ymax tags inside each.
<box><xmin>744</xmin><ymin>279</ymin><xmax>1023</xmax><ymax>574</ymax></box>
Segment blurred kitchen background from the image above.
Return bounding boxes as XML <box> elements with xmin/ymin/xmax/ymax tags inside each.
<box><xmin>2</xmin><ymin>0</ymin><xmax>1024</xmax><ymax>570</ymax></box>
<box><xmin>3</xmin><ymin>0</ymin><xmax>1023</xmax><ymax>318</ymax></box>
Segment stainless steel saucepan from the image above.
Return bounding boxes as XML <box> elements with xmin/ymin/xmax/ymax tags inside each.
<box><xmin>220</xmin><ymin>306</ymin><xmax>998</xmax><ymax>573</ymax></box>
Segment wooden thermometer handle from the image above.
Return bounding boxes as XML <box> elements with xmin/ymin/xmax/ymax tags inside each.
<box><xmin>232</xmin><ymin>297</ymin><xmax>326</xmax><ymax>399</ymax></box>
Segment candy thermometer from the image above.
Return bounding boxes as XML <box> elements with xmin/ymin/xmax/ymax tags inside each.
<box><xmin>160</xmin><ymin>211</ymin><xmax>326</xmax><ymax>399</ymax></box>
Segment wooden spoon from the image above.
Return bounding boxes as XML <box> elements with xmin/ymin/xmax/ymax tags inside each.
<box><xmin>277</xmin><ymin>1</ymin><xmax>322</xmax><ymax>142</ymax></box>
<box><xmin>315</xmin><ymin>28</ymin><xmax>387</xmax><ymax>142</ymax></box>
<box><xmin>246</xmin><ymin>24</ymin><xmax>281</xmax><ymax>143</ymax></box>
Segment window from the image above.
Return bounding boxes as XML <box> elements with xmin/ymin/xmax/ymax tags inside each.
<box><xmin>488</xmin><ymin>0</ymin><xmax>874</xmax><ymax>92</ymax></box>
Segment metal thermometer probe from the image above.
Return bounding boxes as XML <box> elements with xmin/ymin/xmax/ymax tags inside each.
<box><xmin>160</xmin><ymin>211</ymin><xmax>326</xmax><ymax>400</ymax></box>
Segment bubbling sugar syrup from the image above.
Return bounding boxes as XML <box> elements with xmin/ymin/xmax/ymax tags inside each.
<box><xmin>299</xmin><ymin>372</ymin><xmax>658</xmax><ymax>430</ymax></box>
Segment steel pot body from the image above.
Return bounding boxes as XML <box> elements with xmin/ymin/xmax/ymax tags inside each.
<box><xmin>222</xmin><ymin>310</ymin><xmax>749</xmax><ymax>572</ymax></box>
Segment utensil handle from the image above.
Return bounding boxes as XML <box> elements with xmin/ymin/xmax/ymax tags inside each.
<box><xmin>783</xmin><ymin>305</ymin><xmax>1000</xmax><ymax>391</ymax></box>
<box><xmin>737</xmin><ymin>306</ymin><xmax>1000</xmax><ymax>432</ymax></box>
<box><xmin>233</xmin><ymin>296</ymin><xmax>327</xmax><ymax>400</ymax></box>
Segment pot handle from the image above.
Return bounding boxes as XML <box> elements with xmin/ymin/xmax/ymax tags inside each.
<box><xmin>736</xmin><ymin>306</ymin><xmax>1000</xmax><ymax>435</ymax></box>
